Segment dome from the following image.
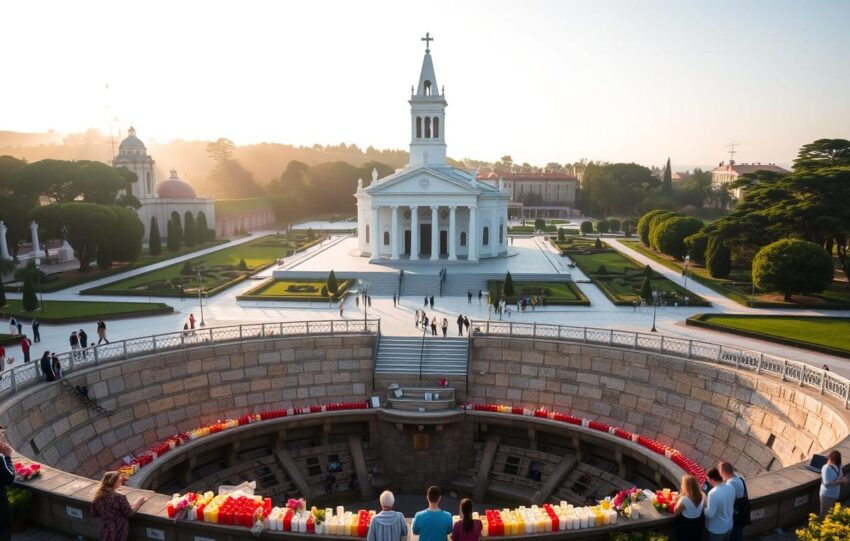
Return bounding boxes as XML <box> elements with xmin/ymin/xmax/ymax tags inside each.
<box><xmin>156</xmin><ymin>169</ymin><xmax>196</xmax><ymax>199</ymax></box>
<box><xmin>118</xmin><ymin>126</ymin><xmax>146</xmax><ymax>152</ymax></box>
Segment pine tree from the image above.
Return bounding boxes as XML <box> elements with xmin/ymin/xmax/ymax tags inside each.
<box><xmin>22</xmin><ymin>274</ymin><xmax>39</xmax><ymax>311</ymax></box>
<box><xmin>149</xmin><ymin>216</ymin><xmax>162</xmax><ymax>256</ymax></box>
<box><xmin>662</xmin><ymin>157</ymin><xmax>672</xmax><ymax>194</ymax></box>
<box><xmin>184</xmin><ymin>213</ymin><xmax>196</xmax><ymax>247</ymax></box>
<box><xmin>503</xmin><ymin>271</ymin><xmax>515</xmax><ymax>296</ymax></box>
<box><xmin>639</xmin><ymin>276</ymin><xmax>653</xmax><ymax>301</ymax></box>
<box><xmin>166</xmin><ymin>219</ymin><xmax>179</xmax><ymax>252</ymax></box>
<box><xmin>327</xmin><ymin>270</ymin><xmax>339</xmax><ymax>297</ymax></box>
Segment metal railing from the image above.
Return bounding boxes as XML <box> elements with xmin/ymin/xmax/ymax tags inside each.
<box><xmin>0</xmin><ymin>319</ymin><xmax>379</xmax><ymax>399</ymax></box>
<box><xmin>470</xmin><ymin>320</ymin><xmax>850</xmax><ymax>408</ymax></box>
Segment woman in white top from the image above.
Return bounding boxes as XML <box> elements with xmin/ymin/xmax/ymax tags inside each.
<box><xmin>819</xmin><ymin>450</ymin><xmax>846</xmax><ymax>519</ymax></box>
<box><xmin>674</xmin><ymin>474</ymin><xmax>705</xmax><ymax>541</ymax></box>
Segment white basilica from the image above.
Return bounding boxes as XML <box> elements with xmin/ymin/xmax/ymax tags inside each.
<box><xmin>355</xmin><ymin>36</ymin><xmax>510</xmax><ymax>262</ymax></box>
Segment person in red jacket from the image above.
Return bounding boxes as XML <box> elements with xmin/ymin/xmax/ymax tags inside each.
<box><xmin>20</xmin><ymin>335</ymin><xmax>31</xmax><ymax>363</ymax></box>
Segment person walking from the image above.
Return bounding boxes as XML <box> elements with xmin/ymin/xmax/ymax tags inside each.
<box><xmin>366</xmin><ymin>490</ymin><xmax>407</xmax><ymax>541</ymax></box>
<box><xmin>463</xmin><ymin>316</ymin><xmax>470</xmax><ymax>334</ymax></box>
<box><xmin>356</xmin><ymin>295</ymin><xmax>360</xmax><ymax>308</ymax></box>
<box><xmin>15</xmin><ymin>322</ymin><xmax>22</xmax><ymax>336</ymax></box>
<box><xmin>704</xmin><ymin>468</ymin><xmax>735</xmax><ymax>541</ymax></box>
<box><xmin>467</xmin><ymin>289</ymin><xmax>472</xmax><ymax>304</ymax></box>
<box><xmin>189</xmin><ymin>313</ymin><xmax>196</xmax><ymax>330</ymax></box>
<box><xmin>392</xmin><ymin>293</ymin><xmax>397</xmax><ymax>307</ymax></box>
<box><xmin>70</xmin><ymin>331</ymin><xmax>80</xmax><ymax>361</ymax></box>
<box><xmin>720</xmin><ymin>462</ymin><xmax>750</xmax><ymax>541</ymax></box>
<box><xmin>423</xmin><ymin>314</ymin><xmax>429</xmax><ymax>330</ymax></box>
<box><xmin>20</xmin><ymin>335</ymin><xmax>32</xmax><ymax>364</ymax></box>
<box><xmin>31</xmin><ymin>319</ymin><xmax>40</xmax><ymax>343</ymax></box>
<box><xmin>820</xmin><ymin>450</ymin><xmax>846</xmax><ymax>519</ymax></box>
<box><xmin>478</xmin><ymin>290</ymin><xmax>483</xmax><ymax>306</ymax></box>
<box><xmin>338</xmin><ymin>300</ymin><xmax>345</xmax><ymax>318</ymax></box>
<box><xmin>430</xmin><ymin>317</ymin><xmax>437</xmax><ymax>336</ymax></box>
<box><xmin>424</xmin><ymin>296</ymin><xmax>428</xmax><ymax>307</ymax></box>
<box><xmin>457</xmin><ymin>314</ymin><xmax>464</xmax><ymax>336</ymax></box>
<box><xmin>487</xmin><ymin>302</ymin><xmax>493</xmax><ymax>320</ymax></box>
<box><xmin>441</xmin><ymin>318</ymin><xmax>448</xmax><ymax>337</ymax></box>
<box><xmin>451</xmin><ymin>498</ymin><xmax>482</xmax><ymax>541</ymax></box>
<box><xmin>429</xmin><ymin>296</ymin><xmax>434</xmax><ymax>309</ymax></box>
<box><xmin>412</xmin><ymin>486</ymin><xmax>453</xmax><ymax>541</ymax></box>
<box><xmin>40</xmin><ymin>351</ymin><xmax>55</xmax><ymax>382</ymax></box>
<box><xmin>674</xmin><ymin>474</ymin><xmax>705</xmax><ymax>541</ymax></box>
<box><xmin>90</xmin><ymin>471</ymin><xmax>149</xmax><ymax>541</ymax></box>
<box><xmin>97</xmin><ymin>320</ymin><xmax>109</xmax><ymax>344</ymax></box>
<box><xmin>367</xmin><ymin>295</ymin><xmax>372</xmax><ymax>307</ymax></box>
<box><xmin>79</xmin><ymin>328</ymin><xmax>89</xmax><ymax>358</ymax></box>
<box><xmin>414</xmin><ymin>309</ymin><xmax>420</xmax><ymax>328</ymax></box>
<box><xmin>1</xmin><ymin>431</ymin><xmax>16</xmax><ymax>541</ymax></box>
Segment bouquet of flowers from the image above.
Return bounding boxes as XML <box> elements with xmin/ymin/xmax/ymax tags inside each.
<box><xmin>14</xmin><ymin>462</ymin><xmax>41</xmax><ymax>480</ymax></box>
<box><xmin>286</xmin><ymin>497</ymin><xmax>305</xmax><ymax>513</ymax></box>
<box><xmin>610</xmin><ymin>487</ymin><xmax>645</xmax><ymax>517</ymax></box>
<box><xmin>172</xmin><ymin>492</ymin><xmax>197</xmax><ymax>522</ymax></box>
<box><xmin>652</xmin><ymin>490</ymin><xmax>677</xmax><ymax>514</ymax></box>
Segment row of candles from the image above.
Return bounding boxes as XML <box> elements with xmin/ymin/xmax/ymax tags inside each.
<box><xmin>118</xmin><ymin>402</ymin><xmax>369</xmax><ymax>478</ymax></box>
<box><xmin>466</xmin><ymin>404</ymin><xmax>707</xmax><ymax>484</ymax></box>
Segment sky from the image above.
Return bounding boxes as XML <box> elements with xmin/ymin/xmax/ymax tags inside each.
<box><xmin>2</xmin><ymin>0</ymin><xmax>849</xmax><ymax>169</ymax></box>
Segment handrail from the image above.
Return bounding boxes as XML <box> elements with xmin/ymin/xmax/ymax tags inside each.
<box><xmin>0</xmin><ymin>319</ymin><xmax>380</xmax><ymax>399</ymax></box>
<box><xmin>470</xmin><ymin>320</ymin><xmax>850</xmax><ymax>409</ymax></box>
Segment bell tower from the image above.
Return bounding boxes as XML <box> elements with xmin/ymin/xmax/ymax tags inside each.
<box><xmin>409</xmin><ymin>33</ymin><xmax>447</xmax><ymax>167</ymax></box>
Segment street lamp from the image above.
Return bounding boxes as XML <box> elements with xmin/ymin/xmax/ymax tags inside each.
<box><xmin>358</xmin><ymin>279</ymin><xmax>369</xmax><ymax>329</ymax></box>
<box><xmin>682</xmin><ymin>255</ymin><xmax>691</xmax><ymax>307</ymax></box>
<box><xmin>650</xmin><ymin>289</ymin><xmax>659</xmax><ymax>333</ymax></box>
<box><xmin>196</xmin><ymin>269</ymin><xmax>206</xmax><ymax>327</ymax></box>
<box><xmin>34</xmin><ymin>258</ymin><xmax>44</xmax><ymax>312</ymax></box>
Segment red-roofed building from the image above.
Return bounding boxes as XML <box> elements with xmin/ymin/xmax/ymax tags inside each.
<box><xmin>711</xmin><ymin>160</ymin><xmax>789</xmax><ymax>199</ymax></box>
<box><xmin>477</xmin><ymin>168</ymin><xmax>580</xmax><ymax>219</ymax></box>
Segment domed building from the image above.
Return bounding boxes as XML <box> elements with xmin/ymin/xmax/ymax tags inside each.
<box><xmin>113</xmin><ymin>127</ymin><xmax>215</xmax><ymax>245</ymax></box>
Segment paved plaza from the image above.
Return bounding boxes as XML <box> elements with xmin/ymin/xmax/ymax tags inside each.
<box><xmin>3</xmin><ymin>227</ymin><xmax>849</xmax><ymax>379</ymax></box>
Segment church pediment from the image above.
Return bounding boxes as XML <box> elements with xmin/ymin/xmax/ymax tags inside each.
<box><xmin>365</xmin><ymin>167</ymin><xmax>481</xmax><ymax>195</ymax></box>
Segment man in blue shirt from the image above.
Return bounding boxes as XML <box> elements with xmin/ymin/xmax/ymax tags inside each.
<box><xmin>704</xmin><ymin>468</ymin><xmax>735</xmax><ymax>541</ymax></box>
<box><xmin>720</xmin><ymin>462</ymin><xmax>747</xmax><ymax>541</ymax></box>
<box><xmin>412</xmin><ymin>486</ymin><xmax>452</xmax><ymax>541</ymax></box>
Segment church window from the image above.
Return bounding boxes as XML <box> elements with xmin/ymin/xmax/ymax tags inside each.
<box><xmin>483</xmin><ymin>226</ymin><xmax>489</xmax><ymax>246</ymax></box>
<box><xmin>424</xmin><ymin>80</ymin><xmax>432</xmax><ymax>96</ymax></box>
<box><xmin>499</xmin><ymin>224</ymin><xmax>504</xmax><ymax>244</ymax></box>
<box><xmin>416</xmin><ymin>117</ymin><xmax>422</xmax><ymax>138</ymax></box>
<box><xmin>433</xmin><ymin>117</ymin><xmax>439</xmax><ymax>138</ymax></box>
<box><xmin>425</xmin><ymin>117</ymin><xmax>431</xmax><ymax>138</ymax></box>
<box><xmin>460</xmin><ymin>232</ymin><xmax>467</xmax><ymax>247</ymax></box>
<box><xmin>383</xmin><ymin>231</ymin><xmax>390</xmax><ymax>245</ymax></box>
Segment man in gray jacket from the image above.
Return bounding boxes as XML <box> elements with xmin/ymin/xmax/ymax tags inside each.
<box><xmin>367</xmin><ymin>490</ymin><xmax>408</xmax><ymax>541</ymax></box>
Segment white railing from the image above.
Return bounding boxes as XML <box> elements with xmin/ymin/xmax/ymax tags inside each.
<box><xmin>0</xmin><ymin>319</ymin><xmax>379</xmax><ymax>398</ymax></box>
<box><xmin>470</xmin><ymin>320</ymin><xmax>850</xmax><ymax>408</ymax></box>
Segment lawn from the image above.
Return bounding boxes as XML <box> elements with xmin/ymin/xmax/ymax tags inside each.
<box><xmin>557</xmin><ymin>236</ymin><xmax>709</xmax><ymax>306</ymax></box>
<box><xmin>0</xmin><ymin>300</ymin><xmax>172</xmax><ymax>323</ymax></box>
<box><xmin>83</xmin><ymin>232</ymin><xmax>325</xmax><ymax>298</ymax></box>
<box><xmin>687</xmin><ymin>314</ymin><xmax>850</xmax><ymax>358</ymax></box>
<box><xmin>7</xmin><ymin>239</ymin><xmax>228</xmax><ymax>293</ymax></box>
<box><xmin>487</xmin><ymin>280</ymin><xmax>590</xmax><ymax>306</ymax></box>
<box><xmin>622</xmin><ymin>240</ymin><xmax>850</xmax><ymax>309</ymax></box>
<box><xmin>238</xmin><ymin>278</ymin><xmax>353</xmax><ymax>302</ymax></box>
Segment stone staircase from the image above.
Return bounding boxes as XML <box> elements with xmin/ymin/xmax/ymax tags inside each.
<box><xmin>400</xmin><ymin>272</ymin><xmax>442</xmax><ymax>298</ymax></box>
<box><xmin>374</xmin><ymin>336</ymin><xmax>468</xmax><ymax>375</ymax></box>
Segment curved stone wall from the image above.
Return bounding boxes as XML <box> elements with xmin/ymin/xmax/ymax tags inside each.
<box><xmin>466</xmin><ymin>337</ymin><xmax>849</xmax><ymax>477</ymax></box>
<box><xmin>0</xmin><ymin>335</ymin><xmax>374</xmax><ymax>478</ymax></box>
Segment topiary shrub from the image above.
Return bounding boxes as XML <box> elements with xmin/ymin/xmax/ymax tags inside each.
<box><xmin>320</xmin><ymin>285</ymin><xmax>328</xmax><ymax>297</ymax></box>
<box><xmin>684</xmin><ymin>233</ymin><xmax>709</xmax><ymax>265</ymax></box>
<box><xmin>597</xmin><ymin>264</ymin><xmax>609</xmax><ymax>274</ymax></box>
<box><xmin>623</xmin><ymin>224</ymin><xmax>632</xmax><ymax>238</ymax></box>
<box><xmin>753</xmin><ymin>239</ymin><xmax>833</xmax><ymax>301</ymax></box>
<box><xmin>326</xmin><ymin>270</ymin><xmax>338</xmax><ymax>296</ymax></box>
<box><xmin>647</xmin><ymin>212</ymin><xmax>681</xmax><ymax>250</ymax></box>
<box><xmin>705</xmin><ymin>236</ymin><xmax>731</xmax><ymax>278</ymax></box>
<box><xmin>643</xmin><ymin>264</ymin><xmax>653</xmax><ymax>277</ymax></box>
<box><xmin>608</xmin><ymin>219</ymin><xmax>620</xmax><ymax>232</ymax></box>
<box><xmin>580</xmin><ymin>221</ymin><xmax>593</xmax><ymax>236</ymax></box>
<box><xmin>637</xmin><ymin>210</ymin><xmax>670</xmax><ymax>245</ymax></box>
<box><xmin>96</xmin><ymin>241</ymin><xmax>113</xmax><ymax>270</ymax></box>
<box><xmin>22</xmin><ymin>274</ymin><xmax>39</xmax><ymax>311</ymax></box>
<box><xmin>596</xmin><ymin>219</ymin><xmax>610</xmax><ymax>234</ymax></box>
<box><xmin>653</xmin><ymin>216</ymin><xmax>704</xmax><ymax>259</ymax></box>
<box><xmin>557</xmin><ymin>228</ymin><xmax>566</xmax><ymax>241</ymax></box>
<box><xmin>534</xmin><ymin>218</ymin><xmax>546</xmax><ymax>230</ymax></box>
<box><xmin>180</xmin><ymin>261</ymin><xmax>194</xmax><ymax>275</ymax></box>
<box><xmin>149</xmin><ymin>216</ymin><xmax>162</xmax><ymax>256</ymax></box>
<box><xmin>503</xmin><ymin>271</ymin><xmax>515</xmax><ymax>296</ymax></box>
<box><xmin>238</xmin><ymin>258</ymin><xmax>248</xmax><ymax>271</ymax></box>
<box><xmin>639</xmin><ymin>276</ymin><xmax>653</xmax><ymax>301</ymax></box>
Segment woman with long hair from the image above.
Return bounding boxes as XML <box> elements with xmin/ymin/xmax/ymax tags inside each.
<box><xmin>90</xmin><ymin>471</ymin><xmax>148</xmax><ymax>541</ymax></box>
<box><xmin>451</xmin><ymin>498</ymin><xmax>482</xmax><ymax>541</ymax></box>
<box><xmin>820</xmin><ymin>450</ymin><xmax>847</xmax><ymax>518</ymax></box>
<box><xmin>674</xmin><ymin>474</ymin><xmax>705</xmax><ymax>540</ymax></box>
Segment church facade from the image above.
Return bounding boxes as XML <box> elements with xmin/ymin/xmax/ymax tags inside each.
<box><xmin>355</xmin><ymin>38</ymin><xmax>510</xmax><ymax>262</ymax></box>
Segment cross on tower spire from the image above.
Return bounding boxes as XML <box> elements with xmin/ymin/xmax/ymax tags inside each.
<box><xmin>421</xmin><ymin>32</ymin><xmax>434</xmax><ymax>52</ymax></box>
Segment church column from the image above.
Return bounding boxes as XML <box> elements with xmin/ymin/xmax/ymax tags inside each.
<box><xmin>430</xmin><ymin>206</ymin><xmax>440</xmax><ymax>261</ymax></box>
<box><xmin>370</xmin><ymin>206</ymin><xmax>381</xmax><ymax>261</ymax></box>
<box><xmin>448</xmin><ymin>206</ymin><xmax>457</xmax><ymax>261</ymax></box>
<box><xmin>390</xmin><ymin>206</ymin><xmax>400</xmax><ymax>260</ymax></box>
<box><xmin>0</xmin><ymin>221</ymin><xmax>11</xmax><ymax>261</ymax></box>
<box><xmin>30</xmin><ymin>221</ymin><xmax>43</xmax><ymax>258</ymax></box>
<box><xmin>410</xmin><ymin>206</ymin><xmax>419</xmax><ymax>260</ymax></box>
<box><xmin>468</xmin><ymin>206</ymin><xmax>478</xmax><ymax>262</ymax></box>
<box><xmin>357</xmin><ymin>205</ymin><xmax>366</xmax><ymax>253</ymax></box>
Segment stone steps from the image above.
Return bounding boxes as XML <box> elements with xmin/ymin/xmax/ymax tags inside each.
<box><xmin>374</xmin><ymin>336</ymin><xmax>468</xmax><ymax>375</ymax></box>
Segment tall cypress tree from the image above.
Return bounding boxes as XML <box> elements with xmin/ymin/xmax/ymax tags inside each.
<box><xmin>166</xmin><ymin>219</ymin><xmax>179</xmax><ymax>252</ymax></box>
<box><xmin>662</xmin><ymin>157</ymin><xmax>672</xmax><ymax>194</ymax></box>
<box><xmin>196</xmin><ymin>212</ymin><xmax>209</xmax><ymax>244</ymax></box>
<box><xmin>22</xmin><ymin>274</ymin><xmax>39</xmax><ymax>311</ymax></box>
<box><xmin>184</xmin><ymin>213</ymin><xmax>196</xmax><ymax>247</ymax></box>
<box><xmin>503</xmin><ymin>271</ymin><xmax>515</xmax><ymax>296</ymax></box>
<box><xmin>149</xmin><ymin>216</ymin><xmax>162</xmax><ymax>255</ymax></box>
<box><xmin>171</xmin><ymin>212</ymin><xmax>184</xmax><ymax>243</ymax></box>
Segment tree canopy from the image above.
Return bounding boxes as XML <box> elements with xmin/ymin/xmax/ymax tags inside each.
<box><xmin>7</xmin><ymin>159</ymin><xmax>132</xmax><ymax>203</ymax></box>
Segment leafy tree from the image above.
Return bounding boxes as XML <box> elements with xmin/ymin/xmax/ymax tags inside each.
<box><xmin>581</xmin><ymin>162</ymin><xmax>659</xmax><ymax>216</ymax></box>
<box><xmin>662</xmin><ymin>157</ymin><xmax>672</xmax><ymax>194</ymax></box>
<box><xmin>503</xmin><ymin>271</ymin><xmax>515</xmax><ymax>296</ymax></box>
<box><xmin>705</xmin><ymin>236</ymin><xmax>731</xmax><ymax>278</ymax></box>
<box><xmin>0</xmin><ymin>155</ymin><xmax>26</xmax><ymax>191</ymax></box>
<box><xmin>108</xmin><ymin>206</ymin><xmax>144</xmax><ymax>262</ymax></box>
<box><xmin>637</xmin><ymin>210</ymin><xmax>669</xmax><ymax>245</ymax></box>
<box><xmin>580</xmin><ymin>221</ymin><xmax>593</xmax><ymax>235</ymax></box>
<box><xmin>608</xmin><ymin>219</ymin><xmax>620</xmax><ymax>232</ymax></box>
<box><xmin>684</xmin><ymin>232</ymin><xmax>709</xmax><ymax>265</ymax></box>
<box><xmin>166</xmin><ymin>219</ymin><xmax>179</xmax><ymax>252</ymax></box>
<box><xmin>22</xmin><ymin>274</ymin><xmax>38</xmax><ymax>311</ymax></box>
<box><xmin>498</xmin><ymin>155</ymin><xmax>514</xmax><ymax>171</ymax></box>
<box><xmin>327</xmin><ymin>270</ymin><xmax>339</xmax><ymax>297</ymax></box>
<box><xmin>792</xmin><ymin>139</ymin><xmax>850</xmax><ymax>172</ymax></box>
<box><xmin>639</xmin><ymin>276</ymin><xmax>653</xmax><ymax>301</ymax></box>
<box><xmin>7</xmin><ymin>159</ymin><xmax>131</xmax><ymax>203</ymax></box>
<box><xmin>753</xmin><ymin>239</ymin><xmax>833</xmax><ymax>301</ymax></box>
<box><xmin>653</xmin><ymin>217</ymin><xmax>703</xmax><ymax>259</ymax></box>
<box><xmin>647</xmin><ymin>212</ymin><xmax>680</xmax><ymax>250</ymax></box>
<box><xmin>29</xmin><ymin>202</ymin><xmax>114</xmax><ymax>272</ymax></box>
<box><xmin>196</xmin><ymin>211</ymin><xmax>209</xmax><ymax>243</ymax></box>
<box><xmin>0</xmin><ymin>193</ymin><xmax>37</xmax><ymax>259</ymax></box>
<box><xmin>534</xmin><ymin>218</ymin><xmax>546</xmax><ymax>230</ymax></box>
<box><xmin>206</xmin><ymin>138</ymin><xmax>236</xmax><ymax>163</ymax></box>
<box><xmin>269</xmin><ymin>160</ymin><xmax>310</xmax><ymax>194</ymax></box>
<box><xmin>149</xmin><ymin>216</ymin><xmax>162</xmax><ymax>255</ymax></box>
<box><xmin>184</xmin><ymin>212</ymin><xmax>196</xmax><ymax>247</ymax></box>
<box><xmin>596</xmin><ymin>219</ymin><xmax>610</xmax><ymax>234</ymax></box>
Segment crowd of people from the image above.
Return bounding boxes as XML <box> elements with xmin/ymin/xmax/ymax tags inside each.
<box><xmin>367</xmin><ymin>485</ymin><xmax>479</xmax><ymax>541</ymax></box>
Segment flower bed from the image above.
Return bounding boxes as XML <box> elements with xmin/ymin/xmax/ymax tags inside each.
<box><xmin>465</xmin><ymin>404</ymin><xmax>706</xmax><ymax>485</ymax></box>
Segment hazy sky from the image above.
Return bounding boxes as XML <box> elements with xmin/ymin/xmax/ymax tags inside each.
<box><xmin>2</xmin><ymin>0</ymin><xmax>849</xmax><ymax>168</ymax></box>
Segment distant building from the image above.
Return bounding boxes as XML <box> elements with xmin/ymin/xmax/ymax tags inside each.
<box><xmin>477</xmin><ymin>169</ymin><xmax>580</xmax><ymax>219</ymax></box>
<box><xmin>711</xmin><ymin>160</ymin><xmax>789</xmax><ymax>199</ymax></box>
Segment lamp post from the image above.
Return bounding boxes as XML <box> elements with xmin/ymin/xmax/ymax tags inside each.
<box><xmin>650</xmin><ymin>289</ymin><xmax>659</xmax><ymax>333</ymax></box>
<box><xmin>682</xmin><ymin>255</ymin><xmax>691</xmax><ymax>307</ymax></box>
<box><xmin>34</xmin><ymin>258</ymin><xmax>44</xmax><ymax>312</ymax></box>
<box><xmin>196</xmin><ymin>269</ymin><xmax>206</xmax><ymax>327</ymax></box>
<box><xmin>358</xmin><ymin>279</ymin><xmax>369</xmax><ymax>329</ymax></box>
